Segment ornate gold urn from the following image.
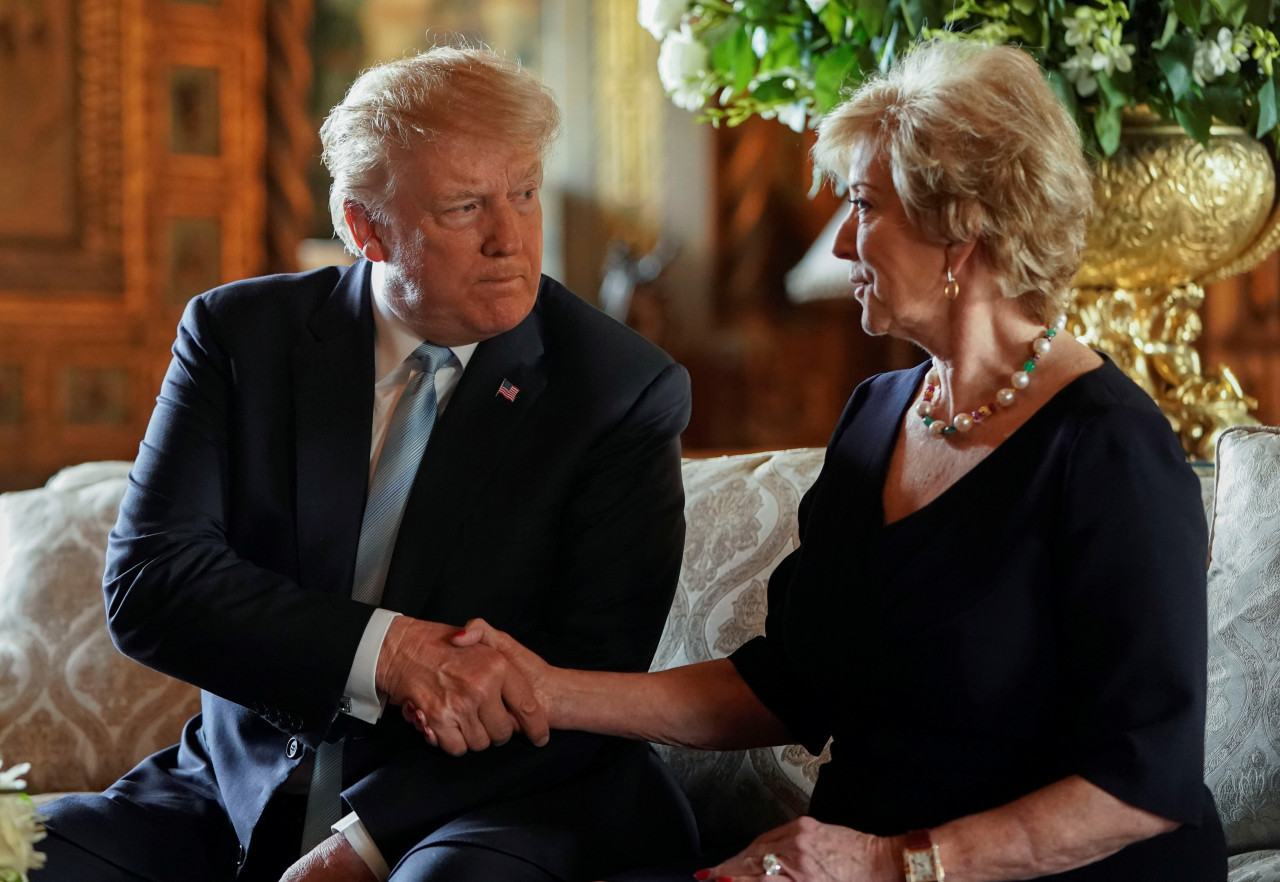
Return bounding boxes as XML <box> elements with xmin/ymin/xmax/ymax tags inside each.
<box><xmin>1069</xmin><ymin>112</ymin><xmax>1280</xmax><ymax>459</ymax></box>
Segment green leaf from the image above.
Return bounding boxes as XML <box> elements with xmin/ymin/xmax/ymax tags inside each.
<box><xmin>1260</xmin><ymin>77</ymin><xmax>1280</xmax><ymax>138</ymax></box>
<box><xmin>1205</xmin><ymin>84</ymin><xmax>1245</xmax><ymax>124</ymax></box>
<box><xmin>1046</xmin><ymin>69</ymin><xmax>1080</xmax><ymax>120</ymax></box>
<box><xmin>857</xmin><ymin>0</ymin><xmax>887</xmax><ymax>40</ymax></box>
<box><xmin>1155</xmin><ymin>10</ymin><xmax>1180</xmax><ymax>48</ymax></box>
<box><xmin>1094</xmin><ymin>103</ymin><xmax>1123</xmax><ymax>155</ymax></box>
<box><xmin>1174</xmin><ymin>102</ymin><xmax>1214</xmax><ymax>143</ymax></box>
<box><xmin>1155</xmin><ymin>46</ymin><xmax>1195</xmax><ymax>100</ymax></box>
<box><xmin>1172</xmin><ymin>0</ymin><xmax>1201</xmax><ymax>30</ymax></box>
<box><xmin>761</xmin><ymin>26</ymin><xmax>803</xmax><ymax>69</ymax></box>
<box><xmin>814</xmin><ymin>44</ymin><xmax>858</xmax><ymax>111</ymax></box>
<box><xmin>1096</xmin><ymin>70</ymin><xmax>1126</xmax><ymax>107</ymax></box>
<box><xmin>1207</xmin><ymin>0</ymin><xmax>1248</xmax><ymax>26</ymax></box>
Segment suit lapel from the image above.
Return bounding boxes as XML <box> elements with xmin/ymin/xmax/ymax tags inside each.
<box><xmin>294</xmin><ymin>261</ymin><xmax>376</xmax><ymax>596</ymax></box>
<box><xmin>379</xmin><ymin>297</ymin><xmax>548</xmax><ymax>616</ymax></box>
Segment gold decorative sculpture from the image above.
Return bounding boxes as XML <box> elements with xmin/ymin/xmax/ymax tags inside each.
<box><xmin>1069</xmin><ymin>113</ymin><xmax>1279</xmax><ymax>459</ymax></box>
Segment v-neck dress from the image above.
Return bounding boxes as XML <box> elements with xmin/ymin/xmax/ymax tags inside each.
<box><xmin>729</xmin><ymin>358</ymin><xmax>1227</xmax><ymax>879</ymax></box>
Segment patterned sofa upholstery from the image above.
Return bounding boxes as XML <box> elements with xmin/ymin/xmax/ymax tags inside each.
<box><xmin>1</xmin><ymin>431</ymin><xmax>1278</xmax><ymax>878</ymax></box>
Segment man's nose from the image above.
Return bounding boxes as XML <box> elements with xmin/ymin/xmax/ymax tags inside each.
<box><xmin>482</xmin><ymin>203</ymin><xmax>523</xmax><ymax>256</ymax></box>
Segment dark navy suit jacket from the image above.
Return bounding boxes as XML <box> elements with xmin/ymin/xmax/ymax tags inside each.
<box><xmin>103</xmin><ymin>260</ymin><xmax>692</xmax><ymax>871</ymax></box>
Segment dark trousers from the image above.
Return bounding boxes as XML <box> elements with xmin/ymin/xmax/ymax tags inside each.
<box><xmin>38</xmin><ymin>739</ymin><xmax>698</xmax><ymax>882</ymax></box>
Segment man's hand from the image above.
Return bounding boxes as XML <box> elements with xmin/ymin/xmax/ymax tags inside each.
<box><xmin>377</xmin><ymin>617</ymin><xmax>548</xmax><ymax>755</ymax></box>
<box><xmin>279</xmin><ymin>833</ymin><xmax>377</xmax><ymax>882</ymax></box>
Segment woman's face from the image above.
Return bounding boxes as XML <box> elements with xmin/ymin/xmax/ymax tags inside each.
<box><xmin>833</xmin><ymin>140</ymin><xmax>949</xmax><ymax>340</ymax></box>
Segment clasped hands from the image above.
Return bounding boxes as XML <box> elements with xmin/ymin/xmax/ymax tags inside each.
<box><xmin>378</xmin><ymin>616</ymin><xmax>551</xmax><ymax>756</ymax></box>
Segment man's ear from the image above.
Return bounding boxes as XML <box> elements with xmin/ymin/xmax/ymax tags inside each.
<box><xmin>343</xmin><ymin>203</ymin><xmax>387</xmax><ymax>262</ymax></box>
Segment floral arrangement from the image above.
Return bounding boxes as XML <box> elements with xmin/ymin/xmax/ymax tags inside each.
<box><xmin>0</xmin><ymin>758</ymin><xmax>46</xmax><ymax>882</ymax></box>
<box><xmin>638</xmin><ymin>0</ymin><xmax>1280</xmax><ymax>156</ymax></box>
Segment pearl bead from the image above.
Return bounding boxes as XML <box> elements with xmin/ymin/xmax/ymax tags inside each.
<box><xmin>929</xmin><ymin>419</ymin><xmax>947</xmax><ymax>435</ymax></box>
<box><xmin>953</xmin><ymin>413</ymin><xmax>974</xmax><ymax>433</ymax></box>
<box><xmin>1054</xmin><ymin>314</ymin><xmax>1068</xmax><ymax>331</ymax></box>
<box><xmin>917</xmin><ymin>401</ymin><xmax>933</xmax><ymax>417</ymax></box>
<box><xmin>1033</xmin><ymin>337</ymin><xmax>1051</xmax><ymax>356</ymax></box>
<box><xmin>996</xmin><ymin>387</ymin><xmax>1016</xmax><ymax>406</ymax></box>
<box><xmin>1011</xmin><ymin>370</ymin><xmax>1030</xmax><ymax>389</ymax></box>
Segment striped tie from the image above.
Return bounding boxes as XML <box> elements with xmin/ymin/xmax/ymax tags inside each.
<box><xmin>299</xmin><ymin>342</ymin><xmax>453</xmax><ymax>854</ymax></box>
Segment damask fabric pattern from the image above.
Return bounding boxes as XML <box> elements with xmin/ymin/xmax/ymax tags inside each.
<box><xmin>1205</xmin><ymin>426</ymin><xmax>1280</xmax><ymax>855</ymax></box>
<box><xmin>1230</xmin><ymin>851</ymin><xmax>1280</xmax><ymax>882</ymax></box>
<box><xmin>652</xmin><ymin>449</ymin><xmax>827</xmax><ymax>847</ymax></box>
<box><xmin>0</xmin><ymin>462</ymin><xmax>201</xmax><ymax>796</ymax></box>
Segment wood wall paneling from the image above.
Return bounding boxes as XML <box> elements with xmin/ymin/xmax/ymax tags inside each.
<box><xmin>0</xmin><ymin>0</ymin><xmax>276</xmax><ymax>490</ymax></box>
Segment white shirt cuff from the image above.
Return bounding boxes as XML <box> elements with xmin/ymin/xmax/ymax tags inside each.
<box><xmin>334</xmin><ymin>812</ymin><xmax>391</xmax><ymax>881</ymax></box>
<box><xmin>342</xmin><ymin>608</ymin><xmax>400</xmax><ymax>723</ymax></box>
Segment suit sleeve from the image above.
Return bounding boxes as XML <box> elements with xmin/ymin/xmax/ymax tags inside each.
<box><xmin>524</xmin><ymin>361</ymin><xmax>692</xmax><ymax>673</ymax></box>
<box><xmin>104</xmin><ymin>295</ymin><xmax>371</xmax><ymax>742</ymax></box>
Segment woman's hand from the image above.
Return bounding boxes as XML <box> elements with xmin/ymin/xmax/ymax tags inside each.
<box><xmin>696</xmin><ymin>817</ymin><xmax>902</xmax><ymax>882</ymax></box>
<box><xmin>400</xmin><ymin>617</ymin><xmax>554</xmax><ymax>743</ymax></box>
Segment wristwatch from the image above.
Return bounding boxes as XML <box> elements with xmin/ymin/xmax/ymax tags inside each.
<box><xmin>903</xmin><ymin>829</ymin><xmax>945</xmax><ymax>882</ymax></box>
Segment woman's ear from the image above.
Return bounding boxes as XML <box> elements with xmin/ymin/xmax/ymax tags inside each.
<box><xmin>343</xmin><ymin>203</ymin><xmax>387</xmax><ymax>262</ymax></box>
<box><xmin>945</xmin><ymin>240</ymin><xmax>979</xmax><ymax>277</ymax></box>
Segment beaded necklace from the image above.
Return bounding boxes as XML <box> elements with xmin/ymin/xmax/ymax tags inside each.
<box><xmin>917</xmin><ymin>320</ymin><xmax>1064</xmax><ymax>438</ymax></box>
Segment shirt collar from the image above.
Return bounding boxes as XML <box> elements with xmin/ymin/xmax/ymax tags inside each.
<box><xmin>369</xmin><ymin>260</ymin><xmax>477</xmax><ymax>385</ymax></box>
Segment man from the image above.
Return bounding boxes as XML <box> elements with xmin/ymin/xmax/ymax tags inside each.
<box><xmin>39</xmin><ymin>46</ymin><xmax>696</xmax><ymax>881</ymax></box>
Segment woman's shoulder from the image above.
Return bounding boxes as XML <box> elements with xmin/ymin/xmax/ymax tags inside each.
<box><xmin>829</xmin><ymin>361</ymin><xmax>931</xmax><ymax>443</ymax></box>
<box><xmin>1044</xmin><ymin>357</ymin><xmax>1195</xmax><ymax>495</ymax></box>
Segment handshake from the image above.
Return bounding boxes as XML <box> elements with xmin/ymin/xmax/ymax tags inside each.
<box><xmin>375</xmin><ymin>616</ymin><xmax>555</xmax><ymax>757</ymax></box>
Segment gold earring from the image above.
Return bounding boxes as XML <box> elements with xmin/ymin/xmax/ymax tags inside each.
<box><xmin>944</xmin><ymin>267</ymin><xmax>960</xmax><ymax>301</ymax></box>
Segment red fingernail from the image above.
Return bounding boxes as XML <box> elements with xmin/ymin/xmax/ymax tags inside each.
<box><xmin>453</xmin><ymin>631</ymin><xmax>468</xmax><ymax>638</ymax></box>
<box><xmin>692</xmin><ymin>872</ymin><xmax>711</xmax><ymax>881</ymax></box>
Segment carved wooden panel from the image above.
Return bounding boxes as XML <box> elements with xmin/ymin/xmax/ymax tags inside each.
<box><xmin>0</xmin><ymin>0</ymin><xmax>288</xmax><ymax>489</ymax></box>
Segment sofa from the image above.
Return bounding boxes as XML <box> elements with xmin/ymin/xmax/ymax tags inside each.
<box><xmin>2</xmin><ymin>427</ymin><xmax>1278</xmax><ymax>879</ymax></box>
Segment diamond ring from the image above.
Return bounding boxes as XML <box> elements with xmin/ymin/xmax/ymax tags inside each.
<box><xmin>762</xmin><ymin>852</ymin><xmax>783</xmax><ymax>876</ymax></box>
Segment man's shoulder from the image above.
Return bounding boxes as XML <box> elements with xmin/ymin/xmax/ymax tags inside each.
<box><xmin>194</xmin><ymin>264</ymin><xmax>351</xmax><ymax>319</ymax></box>
<box><xmin>534</xmin><ymin>276</ymin><xmax>676</xmax><ymax>373</ymax></box>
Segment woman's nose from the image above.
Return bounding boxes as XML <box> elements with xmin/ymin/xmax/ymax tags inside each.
<box><xmin>831</xmin><ymin>207</ymin><xmax>858</xmax><ymax>261</ymax></box>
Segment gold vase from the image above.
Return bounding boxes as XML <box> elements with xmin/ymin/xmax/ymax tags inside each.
<box><xmin>1069</xmin><ymin>112</ymin><xmax>1280</xmax><ymax>459</ymax></box>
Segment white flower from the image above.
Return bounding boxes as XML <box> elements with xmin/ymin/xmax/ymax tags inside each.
<box><xmin>776</xmin><ymin>100</ymin><xmax>811</xmax><ymax>133</ymax></box>
<box><xmin>657</xmin><ymin>27</ymin><xmax>710</xmax><ymax>111</ymax></box>
<box><xmin>636</xmin><ymin>0</ymin><xmax>688</xmax><ymax>40</ymax></box>
<box><xmin>0</xmin><ymin>763</ymin><xmax>28</xmax><ymax>793</ymax></box>
<box><xmin>1193</xmin><ymin>28</ymin><xmax>1243</xmax><ymax>84</ymax></box>
<box><xmin>0</xmin><ymin>796</ymin><xmax>47</xmax><ymax>878</ymax></box>
<box><xmin>1089</xmin><ymin>27</ymin><xmax>1136</xmax><ymax>75</ymax></box>
<box><xmin>1060</xmin><ymin>48</ymin><xmax>1099</xmax><ymax>97</ymax></box>
<box><xmin>805</xmin><ymin>0</ymin><xmax>831</xmax><ymax>12</ymax></box>
<box><xmin>1063</xmin><ymin>13</ymin><xmax>1095</xmax><ymax>47</ymax></box>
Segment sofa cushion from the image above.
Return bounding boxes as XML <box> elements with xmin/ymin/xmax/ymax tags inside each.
<box><xmin>0</xmin><ymin>462</ymin><xmax>201</xmax><ymax>794</ymax></box>
<box><xmin>1205</xmin><ymin>426</ymin><xmax>1280</xmax><ymax>855</ymax></box>
<box><xmin>654</xmin><ymin>448</ymin><xmax>827</xmax><ymax>846</ymax></box>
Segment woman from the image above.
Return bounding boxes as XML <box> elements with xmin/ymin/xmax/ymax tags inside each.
<box><xmin>426</xmin><ymin>40</ymin><xmax>1228</xmax><ymax>881</ymax></box>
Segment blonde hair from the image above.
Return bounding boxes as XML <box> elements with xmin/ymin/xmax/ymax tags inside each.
<box><xmin>320</xmin><ymin>44</ymin><xmax>562</xmax><ymax>255</ymax></box>
<box><xmin>813</xmin><ymin>40</ymin><xmax>1093</xmax><ymax>322</ymax></box>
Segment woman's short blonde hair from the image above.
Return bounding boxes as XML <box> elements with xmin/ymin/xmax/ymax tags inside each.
<box><xmin>813</xmin><ymin>40</ymin><xmax>1093</xmax><ymax>322</ymax></box>
<box><xmin>320</xmin><ymin>45</ymin><xmax>562</xmax><ymax>255</ymax></box>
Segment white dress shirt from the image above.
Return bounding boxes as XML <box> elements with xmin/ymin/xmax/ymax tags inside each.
<box><xmin>334</xmin><ymin>261</ymin><xmax>477</xmax><ymax>878</ymax></box>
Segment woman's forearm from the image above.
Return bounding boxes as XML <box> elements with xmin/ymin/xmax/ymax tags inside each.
<box><xmin>928</xmin><ymin>775</ymin><xmax>1179</xmax><ymax>881</ymax></box>
<box><xmin>545</xmin><ymin>658</ymin><xmax>792</xmax><ymax>750</ymax></box>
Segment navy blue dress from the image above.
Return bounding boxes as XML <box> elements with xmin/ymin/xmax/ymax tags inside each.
<box><xmin>727</xmin><ymin>358</ymin><xmax>1226</xmax><ymax>879</ymax></box>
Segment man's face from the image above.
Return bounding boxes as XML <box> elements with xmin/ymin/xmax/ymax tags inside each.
<box><xmin>371</xmin><ymin>134</ymin><xmax>544</xmax><ymax>346</ymax></box>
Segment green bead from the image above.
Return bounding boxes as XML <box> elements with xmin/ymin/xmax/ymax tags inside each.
<box><xmin>923</xmin><ymin>416</ymin><xmax>934</xmax><ymax>425</ymax></box>
<box><xmin>1024</xmin><ymin>360</ymin><xmax>1036</xmax><ymax>371</ymax></box>
<box><xmin>1046</xmin><ymin>328</ymin><xmax>1057</xmax><ymax>337</ymax></box>
<box><xmin>942</xmin><ymin>425</ymin><xmax>957</xmax><ymax>434</ymax></box>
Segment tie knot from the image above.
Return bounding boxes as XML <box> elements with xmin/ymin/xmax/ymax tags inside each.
<box><xmin>409</xmin><ymin>343</ymin><xmax>452</xmax><ymax>375</ymax></box>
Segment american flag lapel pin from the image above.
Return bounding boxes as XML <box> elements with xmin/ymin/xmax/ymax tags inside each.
<box><xmin>496</xmin><ymin>379</ymin><xmax>520</xmax><ymax>402</ymax></box>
